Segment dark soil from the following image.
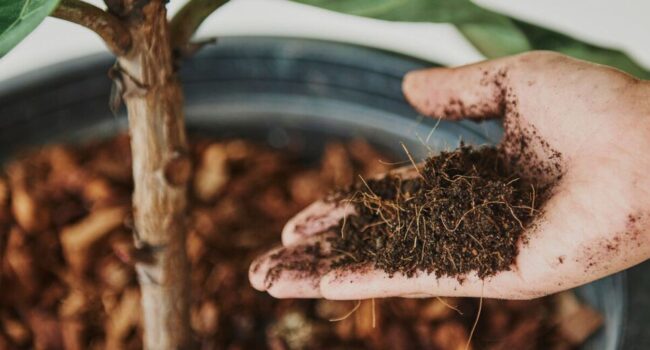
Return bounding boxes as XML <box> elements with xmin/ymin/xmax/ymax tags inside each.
<box><xmin>330</xmin><ymin>145</ymin><xmax>544</xmax><ymax>279</ymax></box>
<box><xmin>0</xmin><ymin>135</ymin><xmax>595</xmax><ymax>349</ymax></box>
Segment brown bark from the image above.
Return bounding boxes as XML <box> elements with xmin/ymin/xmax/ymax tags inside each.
<box><xmin>50</xmin><ymin>0</ymin><xmax>226</xmax><ymax>346</ymax></box>
<box><xmin>169</xmin><ymin>0</ymin><xmax>228</xmax><ymax>51</ymax></box>
<box><xmin>52</xmin><ymin>0</ymin><xmax>131</xmax><ymax>56</ymax></box>
<box><xmin>116</xmin><ymin>1</ymin><xmax>191</xmax><ymax>348</ymax></box>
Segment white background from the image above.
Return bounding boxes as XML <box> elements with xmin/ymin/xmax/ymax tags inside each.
<box><xmin>1</xmin><ymin>0</ymin><xmax>649</xmax><ymax>82</ymax></box>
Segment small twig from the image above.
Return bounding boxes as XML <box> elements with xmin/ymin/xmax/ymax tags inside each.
<box><xmin>425</xmin><ymin>117</ymin><xmax>443</xmax><ymax>144</ymax></box>
<box><xmin>436</xmin><ymin>297</ymin><xmax>463</xmax><ymax>315</ymax></box>
<box><xmin>329</xmin><ymin>300</ymin><xmax>362</xmax><ymax>322</ymax></box>
<box><xmin>466</xmin><ymin>232</ymin><xmax>485</xmax><ymax>250</ymax></box>
<box><xmin>400</xmin><ymin>142</ymin><xmax>424</xmax><ymax>180</ymax></box>
<box><xmin>505</xmin><ymin>177</ymin><xmax>520</xmax><ymax>186</ymax></box>
<box><xmin>410</xmin><ymin>236</ymin><xmax>418</xmax><ymax>253</ymax></box>
<box><xmin>331</xmin><ymin>248</ymin><xmax>358</xmax><ymax>262</ymax></box>
<box><xmin>440</xmin><ymin>217</ymin><xmax>456</xmax><ymax>232</ymax></box>
<box><xmin>416</xmin><ymin>134</ymin><xmax>435</xmax><ymax>155</ymax></box>
<box><xmin>339</xmin><ymin>192</ymin><xmax>360</xmax><ymax>238</ymax></box>
<box><xmin>169</xmin><ymin>0</ymin><xmax>228</xmax><ymax>52</ymax></box>
<box><xmin>444</xmin><ymin>246</ymin><xmax>457</xmax><ymax>272</ymax></box>
<box><xmin>52</xmin><ymin>0</ymin><xmax>131</xmax><ymax>56</ymax></box>
<box><xmin>444</xmin><ymin>202</ymin><xmax>494</xmax><ymax>232</ymax></box>
<box><xmin>419</xmin><ymin>241</ymin><xmax>426</xmax><ymax>264</ymax></box>
<box><xmin>360</xmin><ymin>221</ymin><xmax>384</xmax><ymax>232</ymax></box>
<box><xmin>530</xmin><ymin>184</ymin><xmax>536</xmax><ymax>216</ymax></box>
<box><xmin>466</xmin><ymin>292</ymin><xmax>483</xmax><ymax>350</ymax></box>
<box><xmin>358</xmin><ymin>175</ymin><xmax>377</xmax><ymax>197</ymax></box>
<box><xmin>378</xmin><ymin>159</ymin><xmax>411</xmax><ymax>166</ymax></box>
<box><xmin>501</xmin><ymin>196</ymin><xmax>525</xmax><ymax>230</ymax></box>
<box><xmin>371</xmin><ymin>298</ymin><xmax>376</xmax><ymax>328</ymax></box>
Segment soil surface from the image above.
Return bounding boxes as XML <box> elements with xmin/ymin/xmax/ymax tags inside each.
<box><xmin>0</xmin><ymin>135</ymin><xmax>597</xmax><ymax>349</ymax></box>
<box><xmin>330</xmin><ymin>145</ymin><xmax>543</xmax><ymax>279</ymax></box>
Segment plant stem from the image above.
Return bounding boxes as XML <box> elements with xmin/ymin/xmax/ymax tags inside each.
<box><xmin>51</xmin><ymin>0</ymin><xmax>131</xmax><ymax>56</ymax></box>
<box><xmin>169</xmin><ymin>0</ymin><xmax>228</xmax><ymax>50</ymax></box>
<box><xmin>116</xmin><ymin>0</ymin><xmax>191</xmax><ymax>348</ymax></box>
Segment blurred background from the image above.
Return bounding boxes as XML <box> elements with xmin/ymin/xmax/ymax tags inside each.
<box><xmin>2</xmin><ymin>0</ymin><xmax>649</xmax><ymax>81</ymax></box>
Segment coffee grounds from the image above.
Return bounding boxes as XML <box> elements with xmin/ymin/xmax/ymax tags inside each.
<box><xmin>329</xmin><ymin>145</ymin><xmax>545</xmax><ymax>279</ymax></box>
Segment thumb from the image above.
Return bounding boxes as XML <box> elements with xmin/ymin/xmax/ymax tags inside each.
<box><xmin>402</xmin><ymin>58</ymin><xmax>513</xmax><ymax>120</ymax></box>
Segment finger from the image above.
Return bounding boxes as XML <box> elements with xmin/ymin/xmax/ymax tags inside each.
<box><xmin>282</xmin><ymin>200</ymin><xmax>354</xmax><ymax>246</ymax></box>
<box><xmin>402</xmin><ymin>57</ymin><xmax>513</xmax><ymax>120</ymax></box>
<box><xmin>282</xmin><ymin>165</ymin><xmax>421</xmax><ymax>246</ymax></box>
<box><xmin>320</xmin><ymin>265</ymin><xmax>537</xmax><ymax>300</ymax></box>
<box><xmin>249</xmin><ymin>232</ymin><xmax>335</xmax><ymax>298</ymax></box>
<box><xmin>249</xmin><ymin>245</ymin><xmax>284</xmax><ymax>291</ymax></box>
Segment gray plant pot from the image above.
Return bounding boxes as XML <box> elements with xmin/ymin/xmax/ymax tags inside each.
<box><xmin>1</xmin><ymin>37</ymin><xmax>647</xmax><ymax>349</ymax></box>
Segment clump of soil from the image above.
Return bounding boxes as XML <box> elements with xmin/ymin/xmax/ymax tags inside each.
<box><xmin>0</xmin><ymin>135</ymin><xmax>598</xmax><ymax>349</ymax></box>
<box><xmin>330</xmin><ymin>145</ymin><xmax>544</xmax><ymax>279</ymax></box>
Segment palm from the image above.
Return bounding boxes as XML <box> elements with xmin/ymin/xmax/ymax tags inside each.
<box><xmin>250</xmin><ymin>52</ymin><xmax>650</xmax><ymax>300</ymax></box>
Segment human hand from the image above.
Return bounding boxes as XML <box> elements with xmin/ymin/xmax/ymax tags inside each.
<box><xmin>249</xmin><ymin>51</ymin><xmax>650</xmax><ymax>300</ymax></box>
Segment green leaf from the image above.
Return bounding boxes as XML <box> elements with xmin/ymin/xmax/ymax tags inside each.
<box><xmin>294</xmin><ymin>0</ymin><xmax>649</xmax><ymax>78</ymax></box>
<box><xmin>514</xmin><ymin>21</ymin><xmax>650</xmax><ymax>79</ymax></box>
<box><xmin>295</xmin><ymin>0</ymin><xmax>487</xmax><ymax>23</ymax></box>
<box><xmin>458</xmin><ymin>19</ymin><xmax>531</xmax><ymax>58</ymax></box>
<box><xmin>0</xmin><ymin>0</ymin><xmax>61</xmax><ymax>56</ymax></box>
<box><xmin>294</xmin><ymin>0</ymin><xmax>531</xmax><ymax>58</ymax></box>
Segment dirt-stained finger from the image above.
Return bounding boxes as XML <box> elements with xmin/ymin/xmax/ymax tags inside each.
<box><xmin>249</xmin><ymin>232</ymin><xmax>337</xmax><ymax>298</ymax></box>
<box><xmin>402</xmin><ymin>57</ymin><xmax>513</xmax><ymax>120</ymax></box>
<box><xmin>282</xmin><ymin>165</ymin><xmax>421</xmax><ymax>246</ymax></box>
<box><xmin>282</xmin><ymin>201</ymin><xmax>355</xmax><ymax>246</ymax></box>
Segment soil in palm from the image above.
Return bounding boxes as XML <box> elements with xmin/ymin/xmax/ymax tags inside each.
<box><xmin>329</xmin><ymin>145</ymin><xmax>547</xmax><ymax>279</ymax></box>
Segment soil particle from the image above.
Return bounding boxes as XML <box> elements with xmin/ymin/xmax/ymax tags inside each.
<box><xmin>628</xmin><ymin>214</ymin><xmax>640</xmax><ymax>225</ymax></box>
<box><xmin>580</xmin><ymin>212</ymin><xmax>648</xmax><ymax>273</ymax></box>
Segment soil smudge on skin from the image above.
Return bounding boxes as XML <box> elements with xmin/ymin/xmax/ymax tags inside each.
<box><xmin>264</xmin><ymin>240</ymin><xmax>330</xmax><ymax>289</ymax></box>
<box><xmin>489</xmin><ymin>68</ymin><xmax>564</xmax><ymax>188</ymax></box>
